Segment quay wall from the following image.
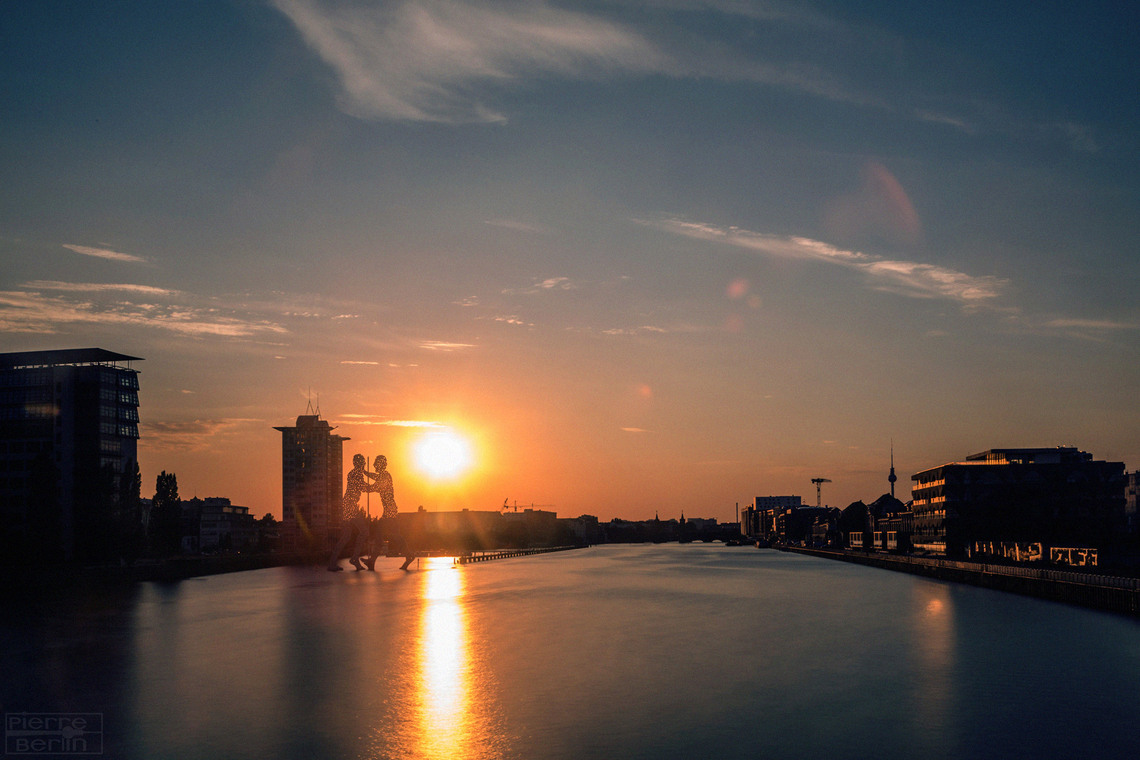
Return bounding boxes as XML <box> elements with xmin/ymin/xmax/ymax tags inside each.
<box><xmin>781</xmin><ymin>546</ymin><xmax>1140</xmax><ymax>617</ymax></box>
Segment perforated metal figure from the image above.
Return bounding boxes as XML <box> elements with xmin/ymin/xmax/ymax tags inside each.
<box><xmin>327</xmin><ymin>453</ymin><xmax>375</xmax><ymax>571</ymax></box>
<box><xmin>362</xmin><ymin>455</ymin><xmax>416</xmax><ymax>571</ymax></box>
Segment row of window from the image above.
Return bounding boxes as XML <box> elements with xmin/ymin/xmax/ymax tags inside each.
<box><xmin>0</xmin><ymin>388</ymin><xmax>53</xmax><ymax>404</ymax></box>
<box><xmin>0</xmin><ymin>370</ymin><xmax>52</xmax><ymax>386</ymax></box>
<box><xmin>98</xmin><ymin>404</ymin><xmax>140</xmax><ymax>421</ymax></box>
<box><xmin>98</xmin><ymin>422</ymin><xmax>139</xmax><ymax>438</ymax></box>
<box><xmin>0</xmin><ymin>404</ymin><xmax>55</xmax><ymax>420</ymax></box>
<box><xmin>99</xmin><ymin>383</ymin><xmax>140</xmax><ymax>400</ymax></box>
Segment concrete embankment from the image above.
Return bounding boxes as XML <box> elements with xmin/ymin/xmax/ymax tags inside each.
<box><xmin>780</xmin><ymin>546</ymin><xmax>1140</xmax><ymax>617</ymax></box>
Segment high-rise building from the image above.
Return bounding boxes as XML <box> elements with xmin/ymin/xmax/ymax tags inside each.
<box><xmin>0</xmin><ymin>348</ymin><xmax>142</xmax><ymax>561</ymax></box>
<box><xmin>910</xmin><ymin>447</ymin><xmax>1125</xmax><ymax>557</ymax></box>
<box><xmin>274</xmin><ymin>413</ymin><xmax>346</xmax><ymax>552</ymax></box>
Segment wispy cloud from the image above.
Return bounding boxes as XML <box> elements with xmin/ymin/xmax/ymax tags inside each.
<box><xmin>336</xmin><ymin>414</ymin><xmax>443</xmax><ymax>428</ymax></box>
<box><xmin>419</xmin><ymin>340</ymin><xmax>476</xmax><ymax>351</ymax></box>
<box><xmin>645</xmin><ymin>217</ymin><xmax>1006</xmax><ymax>307</ymax></box>
<box><xmin>62</xmin><ymin>244</ymin><xmax>148</xmax><ymax>264</ymax></box>
<box><xmin>602</xmin><ymin>325</ymin><xmax>669</xmax><ymax>336</ymax></box>
<box><xmin>502</xmin><ymin>276</ymin><xmax>577</xmax><ymax>295</ymax></box>
<box><xmin>340</xmin><ymin>360</ymin><xmax>381</xmax><ymax>365</ymax></box>
<box><xmin>0</xmin><ymin>286</ymin><xmax>288</xmax><ymax>337</ymax></box>
<box><xmin>492</xmin><ymin>315</ymin><xmax>534</xmax><ymax>327</ymax></box>
<box><xmin>142</xmin><ymin>419</ymin><xmax>261</xmax><ymax>451</ymax></box>
<box><xmin>271</xmin><ymin>0</ymin><xmax>1098</xmax><ymax>153</ymax></box>
<box><xmin>271</xmin><ymin>0</ymin><xmax>664</xmax><ymax>123</ymax></box>
<box><xmin>1033</xmin><ymin>317</ymin><xmax>1140</xmax><ymax>343</ymax></box>
<box><xmin>1044</xmin><ymin>318</ymin><xmax>1139</xmax><ymax>331</ymax></box>
<box><xmin>270</xmin><ymin>0</ymin><xmax>879</xmax><ymax>123</ymax></box>
<box><xmin>24</xmin><ymin>280</ymin><xmax>176</xmax><ymax>296</ymax></box>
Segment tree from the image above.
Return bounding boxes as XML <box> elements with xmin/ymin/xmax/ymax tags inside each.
<box><xmin>149</xmin><ymin>470</ymin><xmax>183</xmax><ymax>556</ymax></box>
<box><xmin>256</xmin><ymin>513</ymin><xmax>279</xmax><ymax>553</ymax></box>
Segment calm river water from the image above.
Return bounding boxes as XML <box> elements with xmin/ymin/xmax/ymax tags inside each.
<box><xmin>3</xmin><ymin>544</ymin><xmax>1139</xmax><ymax>759</ymax></box>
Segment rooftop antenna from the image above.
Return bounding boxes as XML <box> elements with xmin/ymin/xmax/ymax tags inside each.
<box><xmin>305</xmin><ymin>386</ymin><xmax>317</xmax><ymax>416</ymax></box>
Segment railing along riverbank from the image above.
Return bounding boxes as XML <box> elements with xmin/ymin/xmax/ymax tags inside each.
<box><xmin>780</xmin><ymin>546</ymin><xmax>1140</xmax><ymax>617</ymax></box>
<box><xmin>455</xmin><ymin>545</ymin><xmax>585</xmax><ymax>565</ymax></box>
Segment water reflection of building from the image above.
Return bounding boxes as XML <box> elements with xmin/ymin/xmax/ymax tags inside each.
<box><xmin>0</xmin><ymin>348</ymin><xmax>142</xmax><ymax>561</ymax></box>
<box><xmin>911</xmin><ymin>447</ymin><xmax>1126</xmax><ymax>558</ymax></box>
<box><xmin>1126</xmin><ymin>471</ymin><xmax>1139</xmax><ymax>536</ymax></box>
<box><xmin>274</xmin><ymin>413</ymin><xmax>346</xmax><ymax>553</ymax></box>
<box><xmin>909</xmin><ymin>581</ymin><xmax>954</xmax><ymax>752</ymax></box>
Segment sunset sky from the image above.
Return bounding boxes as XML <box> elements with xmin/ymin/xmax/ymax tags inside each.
<box><xmin>3</xmin><ymin>1</ymin><xmax>1138</xmax><ymax>521</ymax></box>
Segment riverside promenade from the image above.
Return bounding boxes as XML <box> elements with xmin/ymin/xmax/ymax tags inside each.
<box><xmin>781</xmin><ymin>546</ymin><xmax>1140</xmax><ymax>617</ymax></box>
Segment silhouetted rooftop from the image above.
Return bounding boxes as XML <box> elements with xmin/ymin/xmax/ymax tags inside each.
<box><xmin>0</xmin><ymin>347</ymin><xmax>142</xmax><ymax>369</ymax></box>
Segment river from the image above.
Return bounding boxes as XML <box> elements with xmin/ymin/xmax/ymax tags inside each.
<box><xmin>3</xmin><ymin>543</ymin><xmax>1138</xmax><ymax>759</ymax></box>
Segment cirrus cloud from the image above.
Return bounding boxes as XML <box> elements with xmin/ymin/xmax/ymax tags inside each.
<box><xmin>271</xmin><ymin>0</ymin><xmax>664</xmax><ymax>123</ymax></box>
<box><xmin>62</xmin><ymin>244</ymin><xmax>148</xmax><ymax>264</ymax></box>
<box><xmin>644</xmin><ymin>217</ymin><xmax>1006</xmax><ymax>307</ymax></box>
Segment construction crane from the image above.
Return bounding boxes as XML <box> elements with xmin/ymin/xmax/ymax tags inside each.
<box><xmin>503</xmin><ymin>499</ymin><xmax>556</xmax><ymax>513</ymax></box>
<box><xmin>811</xmin><ymin>478</ymin><xmax>832</xmax><ymax>509</ymax></box>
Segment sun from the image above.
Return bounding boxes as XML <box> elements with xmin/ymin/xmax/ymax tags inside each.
<box><xmin>413</xmin><ymin>430</ymin><xmax>474</xmax><ymax>481</ymax></box>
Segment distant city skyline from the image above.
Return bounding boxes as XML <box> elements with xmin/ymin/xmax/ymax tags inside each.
<box><xmin>2</xmin><ymin>1</ymin><xmax>1137</xmax><ymax>520</ymax></box>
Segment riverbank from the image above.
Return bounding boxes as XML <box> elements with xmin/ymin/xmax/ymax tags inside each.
<box><xmin>0</xmin><ymin>553</ymin><xmax>314</xmax><ymax>597</ymax></box>
<box><xmin>781</xmin><ymin>546</ymin><xmax>1140</xmax><ymax>617</ymax></box>
<box><xmin>0</xmin><ymin>545</ymin><xmax>592</xmax><ymax>594</ymax></box>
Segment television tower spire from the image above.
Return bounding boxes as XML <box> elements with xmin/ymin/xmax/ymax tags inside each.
<box><xmin>888</xmin><ymin>440</ymin><xmax>897</xmax><ymax>498</ymax></box>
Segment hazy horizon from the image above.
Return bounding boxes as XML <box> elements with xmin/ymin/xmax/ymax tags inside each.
<box><xmin>3</xmin><ymin>1</ymin><xmax>1137</xmax><ymax>521</ymax></box>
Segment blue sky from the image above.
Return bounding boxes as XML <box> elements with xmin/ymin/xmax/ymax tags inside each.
<box><xmin>2</xmin><ymin>1</ymin><xmax>1138</xmax><ymax>519</ymax></box>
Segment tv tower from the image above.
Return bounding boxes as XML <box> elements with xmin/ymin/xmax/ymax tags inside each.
<box><xmin>888</xmin><ymin>441</ymin><xmax>897</xmax><ymax>499</ymax></box>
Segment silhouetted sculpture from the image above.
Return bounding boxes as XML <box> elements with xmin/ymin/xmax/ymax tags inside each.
<box><xmin>328</xmin><ymin>454</ymin><xmax>375</xmax><ymax>571</ymax></box>
<box><xmin>363</xmin><ymin>455</ymin><xmax>416</xmax><ymax>571</ymax></box>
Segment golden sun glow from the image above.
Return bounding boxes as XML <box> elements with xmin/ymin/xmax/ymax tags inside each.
<box><xmin>413</xmin><ymin>430</ymin><xmax>474</xmax><ymax>481</ymax></box>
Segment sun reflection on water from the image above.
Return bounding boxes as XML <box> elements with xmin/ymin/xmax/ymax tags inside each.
<box><xmin>412</xmin><ymin>557</ymin><xmax>502</xmax><ymax>759</ymax></box>
<box><xmin>418</xmin><ymin>558</ymin><xmax>466</xmax><ymax>758</ymax></box>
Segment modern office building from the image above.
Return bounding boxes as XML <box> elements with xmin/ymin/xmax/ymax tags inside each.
<box><xmin>274</xmin><ymin>412</ymin><xmax>346</xmax><ymax>552</ymax></box>
<box><xmin>0</xmin><ymin>348</ymin><xmax>142</xmax><ymax>561</ymax></box>
<box><xmin>183</xmin><ymin>496</ymin><xmax>257</xmax><ymax>553</ymax></box>
<box><xmin>741</xmin><ymin>495</ymin><xmax>803</xmax><ymax>539</ymax></box>
<box><xmin>910</xmin><ymin>447</ymin><xmax>1125</xmax><ymax>557</ymax></box>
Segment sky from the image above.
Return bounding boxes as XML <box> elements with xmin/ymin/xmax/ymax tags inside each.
<box><xmin>2</xmin><ymin>0</ymin><xmax>1138</xmax><ymax>522</ymax></box>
